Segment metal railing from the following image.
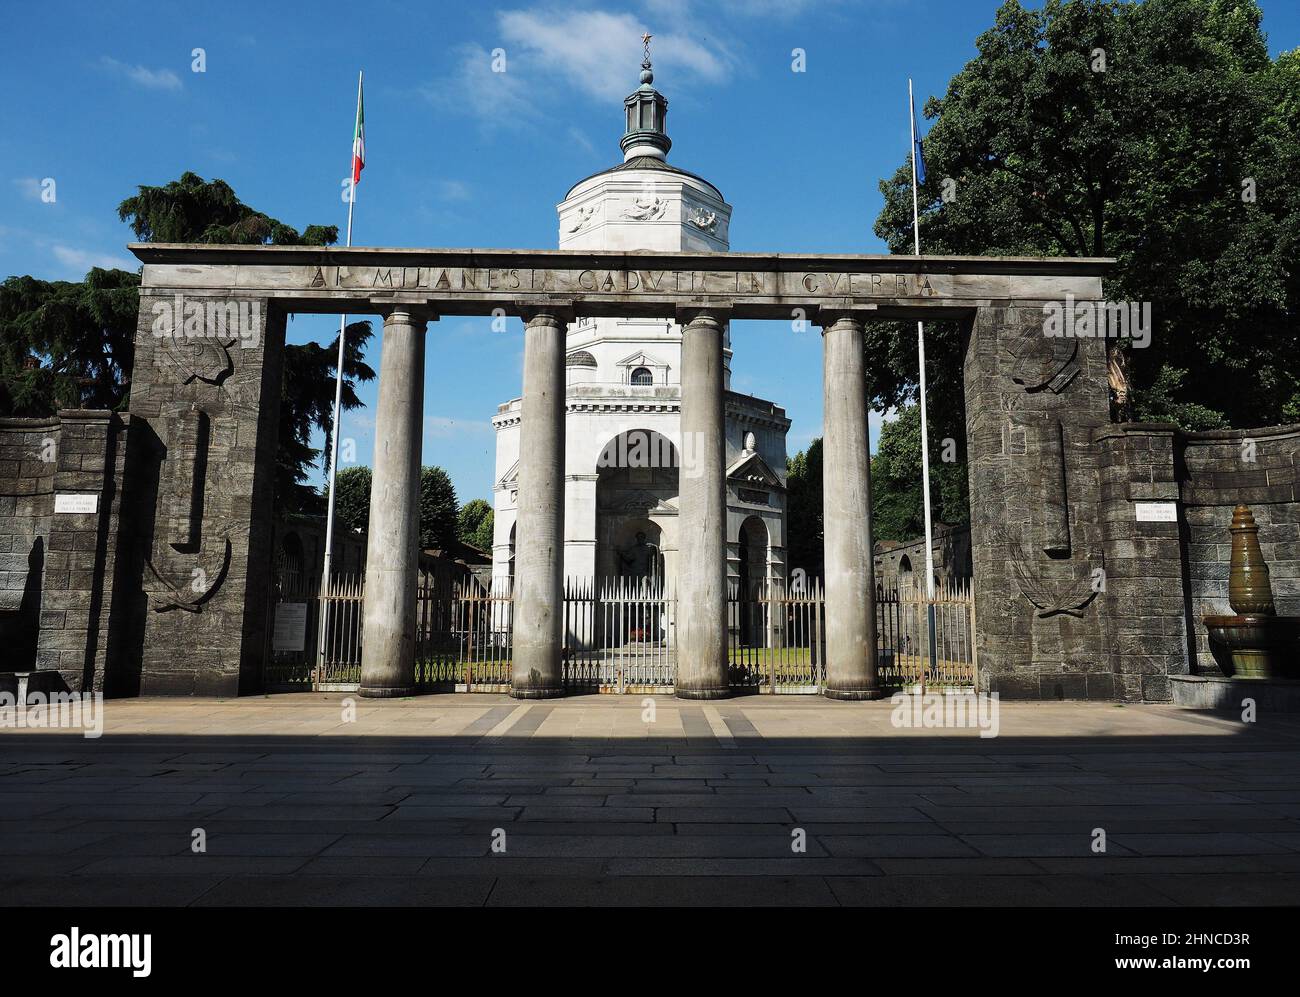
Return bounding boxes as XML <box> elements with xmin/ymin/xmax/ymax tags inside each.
<box><xmin>877</xmin><ymin>577</ymin><xmax>977</xmax><ymax>689</ymax></box>
<box><xmin>728</xmin><ymin>579</ymin><xmax>826</xmax><ymax>693</ymax></box>
<box><xmin>264</xmin><ymin>569</ymin><xmax>977</xmax><ymax>694</ymax></box>
<box><xmin>564</xmin><ymin>577</ymin><xmax>676</xmax><ymax>693</ymax></box>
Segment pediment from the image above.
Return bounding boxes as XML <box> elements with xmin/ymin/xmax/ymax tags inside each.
<box><xmin>616</xmin><ymin>349</ymin><xmax>668</xmax><ymax>369</ymax></box>
<box><xmin>497</xmin><ymin>460</ymin><xmax>520</xmax><ymax>490</ymax></box>
<box><xmin>727</xmin><ymin>452</ymin><xmax>784</xmax><ymax>490</ymax></box>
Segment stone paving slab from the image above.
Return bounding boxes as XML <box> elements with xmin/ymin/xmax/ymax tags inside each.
<box><xmin>1</xmin><ymin>695</ymin><xmax>1298</xmax><ymax>905</ymax></box>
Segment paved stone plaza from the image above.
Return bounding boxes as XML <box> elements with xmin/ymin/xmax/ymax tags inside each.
<box><xmin>2</xmin><ymin>695</ymin><xmax>1298</xmax><ymax>906</ymax></box>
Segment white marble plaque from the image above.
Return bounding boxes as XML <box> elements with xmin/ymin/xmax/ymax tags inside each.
<box><xmin>1134</xmin><ymin>501</ymin><xmax>1178</xmax><ymax>522</ymax></box>
<box><xmin>272</xmin><ymin>603</ymin><xmax>308</xmax><ymax>652</ymax></box>
<box><xmin>54</xmin><ymin>493</ymin><xmax>98</xmax><ymax>514</ymax></box>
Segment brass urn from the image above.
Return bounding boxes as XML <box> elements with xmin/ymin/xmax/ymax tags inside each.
<box><xmin>1228</xmin><ymin>504</ymin><xmax>1275</xmax><ymax>615</ymax></box>
<box><xmin>1204</xmin><ymin>503</ymin><xmax>1300</xmax><ymax>680</ymax></box>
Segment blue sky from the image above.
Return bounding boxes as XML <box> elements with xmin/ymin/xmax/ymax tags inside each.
<box><xmin>4</xmin><ymin>0</ymin><xmax>1298</xmax><ymax>504</ymax></box>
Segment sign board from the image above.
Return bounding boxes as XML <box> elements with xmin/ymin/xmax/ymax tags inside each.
<box><xmin>54</xmin><ymin>493</ymin><xmax>98</xmax><ymax>514</ymax></box>
<box><xmin>1134</xmin><ymin>501</ymin><xmax>1178</xmax><ymax>522</ymax></box>
<box><xmin>272</xmin><ymin>602</ymin><xmax>308</xmax><ymax>652</ymax></box>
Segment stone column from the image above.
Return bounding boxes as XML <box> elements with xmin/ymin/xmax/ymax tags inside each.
<box><xmin>675</xmin><ymin>307</ymin><xmax>729</xmax><ymax>699</ymax></box>
<box><xmin>511</xmin><ymin>306</ymin><xmax>572</xmax><ymax>699</ymax></box>
<box><xmin>820</xmin><ymin>309</ymin><xmax>881</xmax><ymax>700</ymax></box>
<box><xmin>359</xmin><ymin>307</ymin><xmax>429</xmax><ymax>697</ymax></box>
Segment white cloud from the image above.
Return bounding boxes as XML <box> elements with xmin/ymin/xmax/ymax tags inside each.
<box><xmin>51</xmin><ymin>244</ymin><xmax>138</xmax><ymax>273</ymax></box>
<box><xmin>498</xmin><ymin>8</ymin><xmax>734</xmax><ymax>101</ymax></box>
<box><xmin>648</xmin><ymin>0</ymin><xmax>843</xmax><ymax>19</ymax></box>
<box><xmin>12</xmin><ymin>178</ymin><xmax>44</xmax><ymax>201</ymax></box>
<box><xmin>422</xmin><ymin>43</ymin><xmax>531</xmax><ymax>128</ymax></box>
<box><xmin>426</xmin><ymin>8</ymin><xmax>737</xmax><ymax>129</ymax></box>
<box><xmin>424</xmin><ymin>416</ymin><xmax>494</xmax><ymax>440</ymax></box>
<box><xmin>99</xmin><ymin>56</ymin><xmax>182</xmax><ymax>91</ymax></box>
<box><xmin>567</xmin><ymin>126</ymin><xmax>597</xmax><ymax>157</ymax></box>
<box><xmin>436</xmin><ymin>179</ymin><xmax>472</xmax><ymax>202</ymax></box>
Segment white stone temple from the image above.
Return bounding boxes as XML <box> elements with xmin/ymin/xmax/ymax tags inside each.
<box><xmin>489</xmin><ymin>51</ymin><xmax>790</xmax><ymax>613</ymax></box>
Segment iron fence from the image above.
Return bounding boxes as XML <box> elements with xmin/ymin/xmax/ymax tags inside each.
<box><xmin>265</xmin><ymin>569</ymin><xmax>977</xmax><ymax>694</ymax></box>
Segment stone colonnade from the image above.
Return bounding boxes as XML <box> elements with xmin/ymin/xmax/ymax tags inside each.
<box><xmin>116</xmin><ymin>245</ymin><xmax>1109</xmax><ymax>701</ymax></box>
<box><xmin>357</xmin><ymin>301</ymin><xmax>883</xmax><ymax>701</ymax></box>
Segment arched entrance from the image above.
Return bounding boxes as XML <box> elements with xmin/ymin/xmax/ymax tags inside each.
<box><xmin>737</xmin><ymin>515</ymin><xmax>770</xmax><ymax>646</ymax></box>
<box><xmin>594</xmin><ymin>429</ymin><xmax>678</xmax><ymax>589</ymax></box>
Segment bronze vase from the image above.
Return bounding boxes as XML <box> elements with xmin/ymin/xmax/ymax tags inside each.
<box><xmin>1228</xmin><ymin>504</ymin><xmax>1275</xmax><ymax>616</ymax></box>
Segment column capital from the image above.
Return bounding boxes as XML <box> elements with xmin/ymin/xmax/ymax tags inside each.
<box><xmin>514</xmin><ymin>299</ymin><xmax>575</xmax><ymax>325</ymax></box>
<box><xmin>815</xmin><ymin>302</ymin><xmax>877</xmax><ymax>331</ymax></box>
<box><xmin>375</xmin><ymin>303</ymin><xmax>438</xmax><ymax>324</ymax></box>
<box><xmin>675</xmin><ymin>303</ymin><xmax>733</xmax><ymax>327</ymax></box>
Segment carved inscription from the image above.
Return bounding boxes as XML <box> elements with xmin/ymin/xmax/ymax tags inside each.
<box><xmin>306</xmin><ymin>266</ymin><xmax>941</xmax><ymax>298</ymax></box>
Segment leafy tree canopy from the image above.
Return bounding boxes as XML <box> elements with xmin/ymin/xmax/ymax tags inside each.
<box><xmin>118</xmin><ymin>171</ymin><xmax>337</xmax><ymax>247</ymax></box>
<box><xmin>1</xmin><ymin>170</ymin><xmax>371</xmax><ymax>515</ymax></box>
<box><xmin>873</xmin><ymin>0</ymin><xmax>1299</xmax><ymax>435</ymax></box>
<box><xmin>785</xmin><ymin>438</ymin><xmax>824</xmax><ymax>580</ymax></box>
<box><xmin>457</xmin><ymin>498</ymin><xmax>494</xmax><ymax>552</ymax></box>
<box><xmin>870</xmin><ymin>406</ymin><xmax>969</xmax><ymax>543</ymax></box>
<box><xmin>0</xmin><ymin>268</ymin><xmax>140</xmax><ymax>416</ymax></box>
<box><xmin>328</xmin><ymin>465</ymin><xmax>372</xmax><ymax>535</ymax></box>
<box><xmin>419</xmin><ymin>466</ymin><xmax>459</xmax><ymax>551</ymax></box>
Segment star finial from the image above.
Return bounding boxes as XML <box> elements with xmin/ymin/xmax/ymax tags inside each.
<box><xmin>642</xmin><ymin>32</ymin><xmax>653</xmax><ymax>64</ymax></box>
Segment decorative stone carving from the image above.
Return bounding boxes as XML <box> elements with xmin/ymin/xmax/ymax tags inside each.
<box><xmin>1006</xmin><ymin>328</ymin><xmax>1080</xmax><ymax>395</ymax></box>
<box><xmin>566</xmin><ymin>205</ymin><xmax>597</xmax><ymax>232</ymax></box>
<box><xmin>998</xmin><ymin>526</ymin><xmax>1098</xmax><ymax>618</ymax></box>
<box><xmin>144</xmin><ymin>535</ymin><xmax>232</xmax><ymax>613</ymax></box>
<box><xmin>687</xmin><ymin>208</ymin><xmax>718</xmax><ymax>233</ymax></box>
<box><xmin>623</xmin><ymin>196</ymin><xmax>668</xmax><ymax>221</ymax></box>
<box><xmin>157</xmin><ymin>331</ymin><xmax>236</xmax><ymax>386</ymax></box>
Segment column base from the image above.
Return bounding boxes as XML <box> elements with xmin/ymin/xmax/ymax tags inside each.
<box><xmin>510</xmin><ymin>686</ymin><xmax>565</xmax><ymax>700</ymax></box>
<box><xmin>675</xmin><ymin>686</ymin><xmax>730</xmax><ymax>700</ymax></box>
<box><xmin>358</xmin><ymin>685</ymin><xmax>416</xmax><ymax>699</ymax></box>
<box><xmin>823</xmin><ymin>687</ymin><xmax>885</xmax><ymax>701</ymax></box>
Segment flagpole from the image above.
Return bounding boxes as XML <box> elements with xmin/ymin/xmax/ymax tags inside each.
<box><xmin>318</xmin><ymin>69</ymin><xmax>362</xmax><ymax>683</ymax></box>
<box><xmin>909</xmin><ymin>77</ymin><xmax>938</xmax><ymax>678</ymax></box>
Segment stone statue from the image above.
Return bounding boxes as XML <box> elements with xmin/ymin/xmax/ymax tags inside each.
<box><xmin>617</xmin><ymin>530</ymin><xmax>661</xmax><ymax>581</ymax></box>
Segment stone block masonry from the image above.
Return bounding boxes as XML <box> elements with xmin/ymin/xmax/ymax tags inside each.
<box><xmin>963</xmin><ymin>304</ymin><xmax>1113</xmax><ymax>700</ymax></box>
<box><xmin>0</xmin><ymin>410</ymin><xmax>134</xmax><ymax>692</ymax></box>
<box><xmin>124</xmin><ymin>294</ymin><xmax>288</xmax><ymax>696</ymax></box>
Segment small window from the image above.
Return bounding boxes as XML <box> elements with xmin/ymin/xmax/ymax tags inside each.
<box><xmin>630</xmin><ymin>367</ymin><xmax>653</xmax><ymax>385</ymax></box>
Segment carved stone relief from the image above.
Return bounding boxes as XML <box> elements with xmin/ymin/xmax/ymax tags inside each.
<box><xmin>623</xmin><ymin>196</ymin><xmax>668</xmax><ymax>221</ymax></box>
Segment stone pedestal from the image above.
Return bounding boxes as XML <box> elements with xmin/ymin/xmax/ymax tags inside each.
<box><xmin>360</xmin><ymin>308</ymin><xmax>428</xmax><ymax>698</ymax></box>
<box><xmin>675</xmin><ymin>309</ymin><xmax>728</xmax><ymax>699</ymax></box>
<box><xmin>819</xmin><ymin>310</ymin><xmax>880</xmax><ymax>700</ymax></box>
<box><xmin>512</xmin><ymin>308</ymin><xmax>571</xmax><ymax>699</ymax></box>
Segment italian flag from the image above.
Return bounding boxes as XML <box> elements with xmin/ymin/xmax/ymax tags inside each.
<box><xmin>351</xmin><ymin>75</ymin><xmax>365</xmax><ymax>184</ymax></box>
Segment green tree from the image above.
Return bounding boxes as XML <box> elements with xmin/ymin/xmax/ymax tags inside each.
<box><xmin>117</xmin><ymin>171</ymin><xmax>337</xmax><ymax>247</ymax></box>
<box><xmin>330</xmin><ymin>465</ymin><xmax>372</xmax><ymax>534</ymax></box>
<box><xmin>2</xmin><ymin>172</ymin><xmax>372</xmax><ymax>514</ymax></box>
<box><xmin>419</xmin><ymin>466</ymin><xmax>459</xmax><ymax>550</ymax></box>
<box><xmin>0</xmin><ymin>268</ymin><xmax>140</xmax><ymax>416</ymax></box>
<box><xmin>457</xmin><ymin>498</ymin><xmax>494</xmax><ymax>552</ymax></box>
<box><xmin>873</xmin><ymin>0</ymin><xmax>1299</xmax><ymax>436</ymax></box>
<box><xmin>115</xmin><ymin>171</ymin><xmax>372</xmax><ymax>514</ymax></box>
<box><xmin>785</xmin><ymin>438</ymin><xmax>824</xmax><ymax>579</ymax></box>
<box><xmin>870</xmin><ymin>405</ymin><xmax>969</xmax><ymax>543</ymax></box>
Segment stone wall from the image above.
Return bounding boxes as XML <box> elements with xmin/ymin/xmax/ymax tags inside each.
<box><xmin>1096</xmin><ymin>424</ymin><xmax>1189</xmax><ymax>701</ymax></box>
<box><xmin>1179</xmin><ymin>424</ymin><xmax>1300</xmax><ymax>673</ymax></box>
<box><xmin>0</xmin><ymin>410</ymin><xmax>137</xmax><ymax>692</ymax></box>
<box><xmin>0</xmin><ymin>416</ymin><xmax>57</xmax><ymax>669</ymax></box>
<box><xmin>963</xmin><ymin>304</ymin><xmax>1114</xmax><ymax>699</ymax></box>
<box><xmin>124</xmin><ymin>293</ymin><xmax>286</xmax><ymax>696</ymax></box>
